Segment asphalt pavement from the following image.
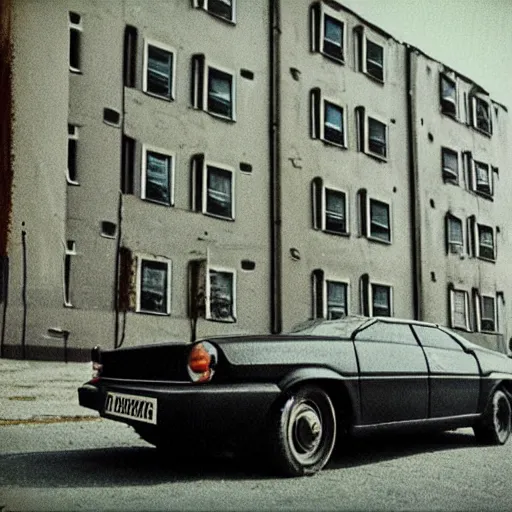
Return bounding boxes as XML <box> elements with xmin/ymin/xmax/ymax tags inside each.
<box><xmin>0</xmin><ymin>358</ymin><xmax>96</xmax><ymax>424</ymax></box>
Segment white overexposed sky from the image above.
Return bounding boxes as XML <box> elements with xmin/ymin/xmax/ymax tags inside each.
<box><xmin>340</xmin><ymin>0</ymin><xmax>512</xmax><ymax>109</ymax></box>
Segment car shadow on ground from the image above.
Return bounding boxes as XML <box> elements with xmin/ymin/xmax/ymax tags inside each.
<box><xmin>0</xmin><ymin>429</ymin><xmax>479</xmax><ymax>487</ymax></box>
<box><xmin>328</xmin><ymin>429</ymin><xmax>477</xmax><ymax>470</ymax></box>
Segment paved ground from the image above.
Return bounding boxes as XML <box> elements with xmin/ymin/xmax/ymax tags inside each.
<box><xmin>0</xmin><ymin>358</ymin><xmax>96</xmax><ymax>424</ymax></box>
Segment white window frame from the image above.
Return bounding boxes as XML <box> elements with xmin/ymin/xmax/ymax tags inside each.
<box><xmin>441</xmin><ymin>147</ymin><xmax>459</xmax><ymax>183</ymax></box>
<box><xmin>478</xmin><ymin>294</ymin><xmax>497</xmax><ymax>333</ymax></box>
<box><xmin>357</xmin><ymin>109</ymin><xmax>388</xmax><ymax>161</ymax></box>
<box><xmin>447</xmin><ymin>214</ymin><xmax>464</xmax><ymax>256</ymax></box>
<box><xmin>63</xmin><ymin>241</ymin><xmax>76</xmax><ymax>307</ymax></box>
<box><xmin>143</xmin><ymin>39</ymin><xmax>177</xmax><ymax>101</ymax></box>
<box><xmin>311</xmin><ymin>2</ymin><xmax>346</xmax><ymax>64</ymax></box>
<box><xmin>440</xmin><ymin>74</ymin><xmax>457</xmax><ymax>118</ymax></box>
<box><xmin>367</xmin><ymin>197</ymin><xmax>392</xmax><ymax>244</ymax></box>
<box><xmin>206</xmin><ymin>266</ymin><xmax>237</xmax><ymax>322</ymax></box>
<box><xmin>192</xmin><ymin>156</ymin><xmax>235</xmax><ymax>221</ymax></box>
<box><xmin>141</xmin><ymin>144</ymin><xmax>175</xmax><ymax>206</ymax></box>
<box><xmin>67</xmin><ymin>125</ymin><xmax>79</xmax><ymax>185</ymax></box>
<box><xmin>471</xmin><ymin>95</ymin><xmax>492</xmax><ymax>135</ymax></box>
<box><xmin>324</xmin><ymin>279</ymin><xmax>349</xmax><ymax>319</ymax></box>
<box><xmin>362</xmin><ymin>35</ymin><xmax>385</xmax><ymax>83</ymax></box>
<box><xmin>322</xmin><ymin>186</ymin><xmax>349</xmax><ymax>235</ymax></box>
<box><xmin>475</xmin><ymin>223</ymin><xmax>495</xmax><ymax>262</ymax></box>
<box><xmin>193</xmin><ymin>0</ymin><xmax>236</xmax><ymax>24</ymax></box>
<box><xmin>470</xmin><ymin>158</ymin><xmax>493</xmax><ymax>197</ymax></box>
<box><xmin>450</xmin><ymin>288</ymin><xmax>470</xmax><ymax>331</ymax></box>
<box><xmin>135</xmin><ymin>255</ymin><xmax>172</xmax><ymax>316</ymax></box>
<box><xmin>192</xmin><ymin>56</ymin><xmax>236</xmax><ymax>121</ymax></box>
<box><xmin>311</xmin><ymin>90</ymin><xmax>347</xmax><ymax>148</ymax></box>
<box><xmin>68</xmin><ymin>12</ymin><xmax>82</xmax><ymax>73</ymax></box>
<box><xmin>369</xmin><ymin>282</ymin><xmax>393</xmax><ymax>317</ymax></box>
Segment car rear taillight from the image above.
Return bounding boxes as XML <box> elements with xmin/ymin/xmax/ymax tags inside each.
<box><xmin>187</xmin><ymin>342</ymin><xmax>217</xmax><ymax>383</ymax></box>
<box><xmin>91</xmin><ymin>346</ymin><xmax>103</xmax><ymax>382</ymax></box>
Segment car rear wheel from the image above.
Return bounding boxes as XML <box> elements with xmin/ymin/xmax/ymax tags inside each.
<box><xmin>268</xmin><ymin>385</ymin><xmax>336</xmax><ymax>477</ymax></box>
<box><xmin>473</xmin><ymin>389</ymin><xmax>511</xmax><ymax>445</ymax></box>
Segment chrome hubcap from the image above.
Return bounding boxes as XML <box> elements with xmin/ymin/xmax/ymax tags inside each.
<box><xmin>288</xmin><ymin>401</ymin><xmax>323</xmax><ymax>462</ymax></box>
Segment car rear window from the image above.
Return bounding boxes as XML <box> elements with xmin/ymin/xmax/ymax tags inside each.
<box><xmin>412</xmin><ymin>325</ymin><xmax>464</xmax><ymax>351</ymax></box>
<box><xmin>355</xmin><ymin>321</ymin><xmax>418</xmax><ymax>346</ymax></box>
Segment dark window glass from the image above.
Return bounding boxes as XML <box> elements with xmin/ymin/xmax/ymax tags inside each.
<box><xmin>478</xmin><ymin>225</ymin><xmax>494</xmax><ymax>260</ymax></box>
<box><xmin>442</xmin><ymin>148</ymin><xmax>458</xmax><ymax>182</ymax></box>
<box><xmin>208</xmin><ymin>68</ymin><xmax>232</xmax><ymax>118</ymax></box>
<box><xmin>121</xmin><ymin>136</ymin><xmax>135</xmax><ymax>195</ymax></box>
<box><xmin>207</xmin><ymin>0</ymin><xmax>233</xmax><ymax>21</ymax></box>
<box><xmin>145</xmin><ymin>151</ymin><xmax>171</xmax><ymax>205</ymax></box>
<box><xmin>474</xmin><ymin>161</ymin><xmax>492</xmax><ymax>196</ymax></box>
<box><xmin>481</xmin><ymin>296</ymin><xmax>496</xmax><ymax>332</ymax></box>
<box><xmin>366</xmin><ymin>40</ymin><xmax>383</xmax><ymax>81</ymax></box>
<box><xmin>140</xmin><ymin>260</ymin><xmax>168</xmax><ymax>314</ymax></box>
<box><xmin>475</xmin><ymin>98</ymin><xmax>491</xmax><ymax>134</ymax></box>
<box><xmin>372</xmin><ymin>284</ymin><xmax>391</xmax><ymax>316</ymax></box>
<box><xmin>67</xmin><ymin>128</ymin><xmax>77</xmax><ymax>183</ymax></box>
<box><xmin>146</xmin><ymin>45</ymin><xmax>172</xmax><ymax>99</ymax></box>
<box><xmin>206</xmin><ymin>166</ymin><xmax>232</xmax><ymax>218</ymax></box>
<box><xmin>368</xmin><ymin>118</ymin><xmax>387</xmax><ymax>157</ymax></box>
<box><xmin>69</xmin><ymin>28</ymin><xmax>81</xmax><ymax>71</ymax></box>
<box><xmin>209</xmin><ymin>270</ymin><xmax>234</xmax><ymax>321</ymax></box>
<box><xmin>356</xmin><ymin>322</ymin><xmax>416</xmax><ymax>345</ymax></box>
<box><xmin>324</xmin><ymin>189</ymin><xmax>346</xmax><ymax>234</ymax></box>
<box><xmin>323</xmin><ymin>15</ymin><xmax>343</xmax><ymax>60</ymax></box>
<box><xmin>326</xmin><ymin>281</ymin><xmax>347</xmax><ymax>319</ymax></box>
<box><xmin>369</xmin><ymin>199</ymin><xmax>390</xmax><ymax>242</ymax></box>
<box><xmin>412</xmin><ymin>325</ymin><xmax>463</xmax><ymax>351</ymax></box>
<box><xmin>440</xmin><ymin>75</ymin><xmax>456</xmax><ymax>116</ymax></box>
<box><xmin>323</xmin><ymin>101</ymin><xmax>344</xmax><ymax>145</ymax></box>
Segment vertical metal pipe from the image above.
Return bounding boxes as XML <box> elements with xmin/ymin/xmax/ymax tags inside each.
<box><xmin>269</xmin><ymin>0</ymin><xmax>282</xmax><ymax>333</ymax></box>
<box><xmin>21</xmin><ymin>228</ymin><xmax>27</xmax><ymax>358</ymax></box>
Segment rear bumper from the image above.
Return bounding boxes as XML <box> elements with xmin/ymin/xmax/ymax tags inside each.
<box><xmin>78</xmin><ymin>379</ymin><xmax>281</xmax><ymax>438</ymax></box>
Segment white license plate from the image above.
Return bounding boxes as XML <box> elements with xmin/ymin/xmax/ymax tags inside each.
<box><xmin>104</xmin><ymin>392</ymin><xmax>158</xmax><ymax>425</ymax></box>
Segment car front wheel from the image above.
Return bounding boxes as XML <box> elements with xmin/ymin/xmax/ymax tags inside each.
<box><xmin>473</xmin><ymin>388</ymin><xmax>511</xmax><ymax>445</ymax></box>
<box><xmin>268</xmin><ymin>385</ymin><xmax>337</xmax><ymax>477</ymax></box>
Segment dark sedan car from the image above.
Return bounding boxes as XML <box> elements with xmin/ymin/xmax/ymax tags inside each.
<box><xmin>78</xmin><ymin>316</ymin><xmax>512</xmax><ymax>476</ymax></box>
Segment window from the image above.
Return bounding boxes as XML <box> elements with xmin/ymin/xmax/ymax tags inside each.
<box><xmin>412</xmin><ymin>325</ymin><xmax>463</xmax><ymax>351</ymax></box>
<box><xmin>445</xmin><ymin>214</ymin><xmax>463</xmax><ymax>255</ymax></box>
<box><xmin>310</xmin><ymin>2</ymin><xmax>345</xmax><ymax>63</ymax></box>
<box><xmin>370</xmin><ymin>283</ymin><xmax>392</xmax><ymax>317</ymax></box>
<box><xmin>449</xmin><ymin>288</ymin><xmax>470</xmax><ymax>330</ymax></box>
<box><xmin>192</xmin><ymin>55</ymin><xmax>235</xmax><ymax>121</ymax></box>
<box><xmin>121</xmin><ymin>135</ymin><xmax>135</xmax><ymax>195</ymax></box>
<box><xmin>69</xmin><ymin>12</ymin><xmax>82</xmax><ymax>73</ymax></box>
<box><xmin>471</xmin><ymin>160</ymin><xmax>493</xmax><ymax>197</ymax></box>
<box><xmin>136</xmin><ymin>257</ymin><xmax>171</xmax><ymax>315</ymax></box>
<box><xmin>312</xmin><ymin>178</ymin><xmax>348</xmax><ymax>236</ymax></box>
<box><xmin>143</xmin><ymin>41</ymin><xmax>175</xmax><ymax>101</ymax></box>
<box><xmin>364</xmin><ymin>39</ymin><xmax>384</xmax><ymax>81</ymax></box>
<box><xmin>64</xmin><ymin>241</ymin><xmax>76</xmax><ymax>307</ymax></box>
<box><xmin>441</xmin><ymin>147</ymin><xmax>458</xmax><ymax>183</ymax></box>
<box><xmin>480</xmin><ymin>295</ymin><xmax>497</xmax><ymax>332</ymax></box>
<box><xmin>471</xmin><ymin>96</ymin><xmax>492</xmax><ymax>135</ymax></box>
<box><xmin>123</xmin><ymin>25</ymin><xmax>138</xmax><ymax>88</ymax></box>
<box><xmin>477</xmin><ymin>224</ymin><xmax>495</xmax><ymax>261</ymax></box>
<box><xmin>369</xmin><ymin>199</ymin><xmax>391</xmax><ymax>243</ymax></box>
<box><xmin>193</xmin><ymin>0</ymin><xmax>235</xmax><ymax>24</ymax></box>
<box><xmin>312</xmin><ymin>270</ymin><xmax>349</xmax><ymax>319</ymax></box>
<box><xmin>207</xmin><ymin>268</ymin><xmax>236</xmax><ymax>322</ymax></box>
<box><xmin>67</xmin><ymin>125</ymin><xmax>79</xmax><ymax>185</ymax></box>
<box><xmin>141</xmin><ymin>145</ymin><xmax>174</xmax><ymax>206</ymax></box>
<box><xmin>192</xmin><ymin>155</ymin><xmax>234</xmax><ymax>220</ymax></box>
<box><xmin>356</xmin><ymin>322</ymin><xmax>417</xmax><ymax>345</ymax></box>
<box><xmin>310</xmin><ymin>89</ymin><xmax>347</xmax><ymax>148</ymax></box>
<box><xmin>356</xmin><ymin>107</ymin><xmax>388</xmax><ymax>160</ymax></box>
<box><xmin>440</xmin><ymin>74</ymin><xmax>457</xmax><ymax>117</ymax></box>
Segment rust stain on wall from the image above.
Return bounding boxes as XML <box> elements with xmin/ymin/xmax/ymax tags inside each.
<box><xmin>0</xmin><ymin>0</ymin><xmax>13</xmax><ymax>257</ymax></box>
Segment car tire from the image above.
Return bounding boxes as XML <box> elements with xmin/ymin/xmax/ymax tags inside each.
<box><xmin>268</xmin><ymin>385</ymin><xmax>336</xmax><ymax>477</ymax></box>
<box><xmin>473</xmin><ymin>389</ymin><xmax>512</xmax><ymax>445</ymax></box>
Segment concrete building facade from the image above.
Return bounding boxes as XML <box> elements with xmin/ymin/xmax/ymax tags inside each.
<box><xmin>1</xmin><ymin>0</ymin><xmax>510</xmax><ymax>360</ymax></box>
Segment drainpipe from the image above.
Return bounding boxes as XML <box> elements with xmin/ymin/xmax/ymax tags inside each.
<box><xmin>269</xmin><ymin>0</ymin><xmax>282</xmax><ymax>333</ymax></box>
<box><xmin>406</xmin><ymin>46</ymin><xmax>422</xmax><ymax>320</ymax></box>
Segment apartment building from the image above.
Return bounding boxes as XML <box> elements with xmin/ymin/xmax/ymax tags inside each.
<box><xmin>1</xmin><ymin>0</ymin><xmax>510</xmax><ymax>360</ymax></box>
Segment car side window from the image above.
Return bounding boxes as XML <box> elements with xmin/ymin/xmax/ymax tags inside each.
<box><xmin>355</xmin><ymin>321</ymin><xmax>418</xmax><ymax>346</ymax></box>
<box><xmin>412</xmin><ymin>325</ymin><xmax>464</xmax><ymax>351</ymax></box>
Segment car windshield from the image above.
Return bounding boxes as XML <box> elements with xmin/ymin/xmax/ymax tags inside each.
<box><xmin>288</xmin><ymin>316</ymin><xmax>369</xmax><ymax>338</ymax></box>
